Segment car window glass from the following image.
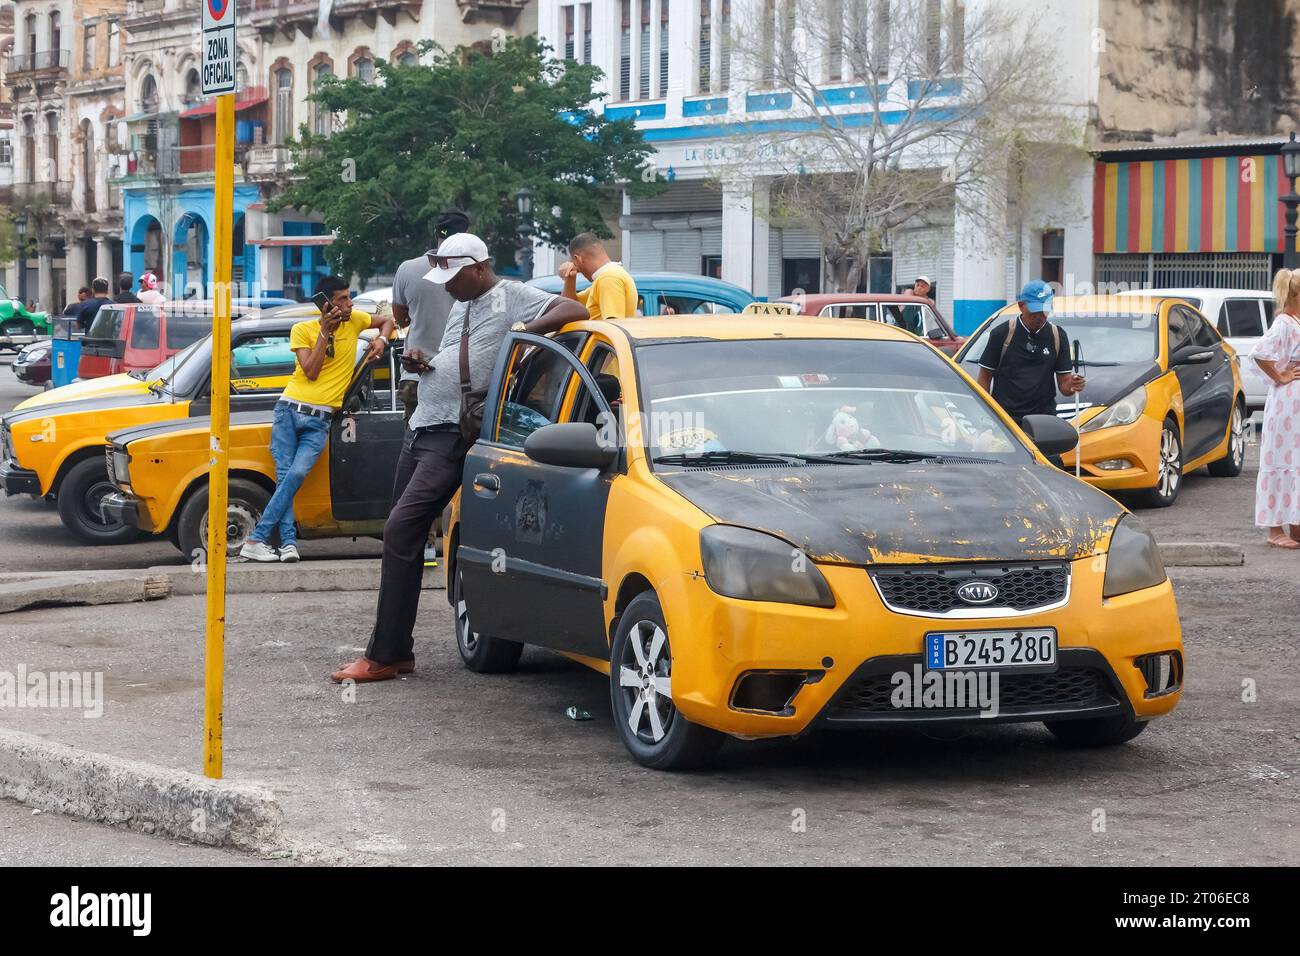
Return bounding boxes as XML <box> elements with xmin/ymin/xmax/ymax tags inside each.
<box><xmin>821</xmin><ymin>304</ymin><xmax>875</xmax><ymax>320</ymax></box>
<box><xmin>573</xmin><ymin>345</ymin><xmax>621</xmax><ymax>427</ymax></box>
<box><xmin>1166</xmin><ymin>307</ymin><xmax>1195</xmax><ymax>353</ymax></box>
<box><xmin>231</xmin><ymin>334</ymin><xmax>296</xmax><ymax>382</ymax></box>
<box><xmin>130</xmin><ymin>309</ymin><xmax>161</xmax><ymax>349</ymax></box>
<box><xmin>660</xmin><ymin>294</ymin><xmax>729</xmax><ymax>315</ymax></box>
<box><xmin>1223</xmin><ymin>299</ymin><xmax>1264</xmax><ymax>338</ymax></box>
<box><xmin>1192</xmin><ymin>314</ymin><xmax>1219</xmax><ymax>347</ymax></box>
<box><xmin>165</xmin><ymin>313</ymin><xmax>212</xmax><ymax>349</ymax></box>
<box><xmin>86</xmin><ymin>306</ymin><xmax>125</xmax><ymax>340</ymax></box>
<box><xmin>495</xmin><ymin>343</ymin><xmax>574</xmax><ymax>446</ymax></box>
<box><xmin>1262</xmin><ymin>300</ymin><xmax>1275</xmax><ymax>326</ymax></box>
<box><xmin>341</xmin><ymin>352</ymin><xmax>396</xmax><ymax>414</ymax></box>
<box><xmin>882</xmin><ymin>303</ymin><xmax>925</xmax><ymax>335</ymax></box>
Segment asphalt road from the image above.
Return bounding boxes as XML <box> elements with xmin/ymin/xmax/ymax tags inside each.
<box><xmin>2</xmin><ymin>355</ymin><xmax>1296</xmax><ymax>865</ymax></box>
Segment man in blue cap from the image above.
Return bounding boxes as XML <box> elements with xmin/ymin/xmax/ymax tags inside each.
<box><xmin>976</xmin><ymin>279</ymin><xmax>1084</xmax><ymax>427</ymax></box>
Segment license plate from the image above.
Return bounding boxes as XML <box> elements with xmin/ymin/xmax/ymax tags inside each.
<box><xmin>925</xmin><ymin>628</ymin><xmax>1057</xmax><ymax>671</ymax></box>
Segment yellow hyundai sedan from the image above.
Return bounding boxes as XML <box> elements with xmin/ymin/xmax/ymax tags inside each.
<box><xmin>445</xmin><ymin>317</ymin><xmax>1184</xmax><ymax>770</ymax></box>
<box><xmin>956</xmin><ymin>296</ymin><xmax>1245</xmax><ymax>507</ymax></box>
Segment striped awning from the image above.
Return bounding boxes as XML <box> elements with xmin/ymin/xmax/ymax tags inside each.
<box><xmin>1093</xmin><ymin>155</ymin><xmax>1300</xmax><ymax>255</ymax></box>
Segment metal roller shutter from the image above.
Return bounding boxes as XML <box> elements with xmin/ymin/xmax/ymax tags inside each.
<box><xmin>700</xmin><ymin>226</ymin><xmax>722</xmax><ymax>256</ymax></box>
<box><xmin>663</xmin><ymin>230</ymin><xmax>703</xmax><ymax>274</ymax></box>
<box><xmin>628</xmin><ymin>230</ymin><xmax>665</xmax><ymax>272</ymax></box>
<box><xmin>768</xmin><ymin>228</ymin><xmax>783</xmax><ymax>299</ymax></box>
<box><xmin>628</xmin><ymin>180</ymin><xmax>723</xmax><ymax>215</ymax></box>
<box><xmin>780</xmin><ymin>227</ymin><xmax>823</xmax><ymax>259</ymax></box>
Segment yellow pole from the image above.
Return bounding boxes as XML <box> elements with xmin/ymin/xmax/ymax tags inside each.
<box><xmin>204</xmin><ymin>90</ymin><xmax>235</xmax><ymax>778</ymax></box>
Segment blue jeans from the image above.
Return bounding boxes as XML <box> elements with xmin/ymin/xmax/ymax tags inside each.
<box><xmin>250</xmin><ymin>402</ymin><xmax>331</xmax><ymax>548</ymax></box>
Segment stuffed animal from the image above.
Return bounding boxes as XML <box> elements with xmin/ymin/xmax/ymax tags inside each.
<box><xmin>824</xmin><ymin>405</ymin><xmax>881</xmax><ymax>451</ymax></box>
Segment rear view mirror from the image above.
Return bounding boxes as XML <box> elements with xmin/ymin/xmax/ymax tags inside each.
<box><xmin>524</xmin><ymin>423</ymin><xmax>616</xmax><ymax>470</ymax></box>
<box><xmin>1020</xmin><ymin>414</ymin><xmax>1079</xmax><ymax>457</ymax></box>
<box><xmin>926</xmin><ymin>327</ymin><xmax>945</xmax><ymax>340</ymax></box>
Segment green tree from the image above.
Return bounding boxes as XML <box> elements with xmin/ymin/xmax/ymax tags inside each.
<box><xmin>271</xmin><ymin>36</ymin><xmax>663</xmax><ymax>284</ymax></box>
<box><xmin>0</xmin><ymin>207</ymin><xmax>17</xmax><ymax>267</ymax></box>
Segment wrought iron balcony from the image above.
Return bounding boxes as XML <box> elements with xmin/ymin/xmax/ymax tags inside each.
<box><xmin>7</xmin><ymin>50</ymin><xmax>71</xmax><ymax>73</ymax></box>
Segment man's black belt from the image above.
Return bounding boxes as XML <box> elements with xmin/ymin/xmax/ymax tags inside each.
<box><xmin>280</xmin><ymin>400</ymin><xmax>335</xmax><ymax>421</ymax></box>
<box><xmin>414</xmin><ymin>423</ymin><xmax>460</xmax><ymax>434</ymax></box>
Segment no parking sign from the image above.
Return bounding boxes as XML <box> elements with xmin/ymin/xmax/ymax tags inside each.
<box><xmin>201</xmin><ymin>0</ymin><xmax>236</xmax><ymax>95</ymax></box>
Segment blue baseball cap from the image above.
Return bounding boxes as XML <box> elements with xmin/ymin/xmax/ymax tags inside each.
<box><xmin>1017</xmin><ymin>279</ymin><xmax>1054</xmax><ymax>313</ymax></box>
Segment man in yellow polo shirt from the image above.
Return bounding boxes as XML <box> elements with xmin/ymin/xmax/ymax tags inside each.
<box><xmin>558</xmin><ymin>232</ymin><xmax>638</xmax><ymax>320</ymax></box>
<box><xmin>239</xmin><ymin>275</ymin><xmax>396</xmax><ymax>563</ymax></box>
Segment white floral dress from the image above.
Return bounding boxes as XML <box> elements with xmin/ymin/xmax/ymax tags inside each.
<box><xmin>1252</xmin><ymin>312</ymin><xmax>1300</xmax><ymax>527</ymax></box>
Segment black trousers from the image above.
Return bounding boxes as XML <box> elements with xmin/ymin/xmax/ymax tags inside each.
<box><xmin>366</xmin><ymin>427</ymin><xmax>470</xmax><ymax>664</ymax></box>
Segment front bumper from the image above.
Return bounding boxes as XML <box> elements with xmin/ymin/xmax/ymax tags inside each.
<box><xmin>668</xmin><ymin>556</ymin><xmax>1183</xmax><ymax>739</ymax></box>
<box><xmin>100</xmin><ymin>490</ymin><xmax>141</xmax><ymax>527</ymax></box>
<box><xmin>0</xmin><ymin>457</ymin><xmax>42</xmax><ymax>496</ymax></box>
<box><xmin>1059</xmin><ymin>414</ymin><xmax>1162</xmax><ymax>490</ymax></box>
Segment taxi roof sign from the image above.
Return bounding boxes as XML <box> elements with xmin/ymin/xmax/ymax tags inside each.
<box><xmin>742</xmin><ymin>301</ymin><xmax>798</xmax><ymax>316</ymax></box>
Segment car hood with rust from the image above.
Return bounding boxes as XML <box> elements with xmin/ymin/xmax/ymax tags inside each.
<box><xmin>657</xmin><ymin>461</ymin><xmax>1125</xmax><ymax>565</ymax></box>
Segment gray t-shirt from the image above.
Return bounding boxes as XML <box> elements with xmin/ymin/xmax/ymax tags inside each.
<box><xmin>392</xmin><ymin>254</ymin><xmax>456</xmax><ymax>383</ymax></box>
<box><xmin>409</xmin><ymin>279</ymin><xmax>556</xmax><ymax>429</ymax></box>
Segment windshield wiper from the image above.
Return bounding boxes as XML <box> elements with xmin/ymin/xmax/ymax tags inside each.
<box><xmin>128</xmin><ymin>369</ymin><xmax>146</xmax><ymax>380</ymax></box>
<box><xmin>653</xmin><ymin>450</ymin><xmax>801</xmax><ymax>467</ymax></box>
<box><xmin>1077</xmin><ymin>360</ymin><xmax>1119</xmax><ymax>367</ymax></box>
<box><xmin>820</xmin><ymin>447</ymin><xmax>932</xmax><ymax>463</ymax></box>
<box><xmin>146</xmin><ymin>380</ymin><xmax>165</xmax><ymax>397</ymax></box>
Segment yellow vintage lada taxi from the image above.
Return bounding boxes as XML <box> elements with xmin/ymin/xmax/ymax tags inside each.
<box><xmin>442</xmin><ymin>316</ymin><xmax>1184</xmax><ymax>769</ymax></box>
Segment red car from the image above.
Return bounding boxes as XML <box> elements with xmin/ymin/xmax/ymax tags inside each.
<box><xmin>78</xmin><ymin>301</ymin><xmax>244</xmax><ymax>380</ymax></box>
<box><xmin>777</xmin><ymin>293</ymin><xmax>965</xmax><ymax>354</ymax></box>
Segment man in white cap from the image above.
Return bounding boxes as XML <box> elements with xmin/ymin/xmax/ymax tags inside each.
<box><xmin>331</xmin><ymin>233</ymin><xmax>588</xmax><ymax>684</ymax></box>
<box><xmin>912</xmin><ymin>276</ymin><xmax>933</xmax><ymax>300</ymax></box>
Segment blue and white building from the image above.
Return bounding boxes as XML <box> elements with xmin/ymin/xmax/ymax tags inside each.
<box><xmin>536</xmin><ymin>0</ymin><xmax>1099</xmax><ymax>333</ymax></box>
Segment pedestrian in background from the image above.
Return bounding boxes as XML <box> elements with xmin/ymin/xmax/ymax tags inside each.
<box><xmin>331</xmin><ymin>233</ymin><xmax>587</xmax><ymax>684</ymax></box>
<box><xmin>976</xmin><ymin>279</ymin><xmax>1085</xmax><ymax>430</ymax></box>
<box><xmin>913</xmin><ymin>275</ymin><xmax>934</xmax><ymax>300</ymax></box>
<box><xmin>391</xmin><ymin>209</ymin><xmax>469</xmax><ymax>424</ymax></box>
<box><xmin>240</xmin><ymin>275</ymin><xmax>396</xmax><ymax>563</ymax></box>
<box><xmin>113</xmin><ymin>272</ymin><xmax>141</xmax><ymax>304</ymax></box>
<box><xmin>76</xmin><ymin>277</ymin><xmax>111</xmax><ymax>332</ymax></box>
<box><xmin>558</xmin><ymin>232</ymin><xmax>638</xmax><ymax>321</ymax></box>
<box><xmin>1252</xmin><ymin>268</ymin><xmax>1300</xmax><ymax>549</ymax></box>
<box><xmin>138</xmin><ymin>272</ymin><xmax>165</xmax><ymax>305</ymax></box>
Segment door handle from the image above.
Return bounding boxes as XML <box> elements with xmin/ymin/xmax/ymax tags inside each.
<box><xmin>473</xmin><ymin>473</ymin><xmax>500</xmax><ymax>497</ymax></box>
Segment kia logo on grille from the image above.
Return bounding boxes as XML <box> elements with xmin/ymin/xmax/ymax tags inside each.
<box><xmin>955</xmin><ymin>581</ymin><xmax>1000</xmax><ymax>604</ymax></box>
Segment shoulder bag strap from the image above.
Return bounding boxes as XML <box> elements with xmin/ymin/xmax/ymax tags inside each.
<box><xmin>459</xmin><ymin>301</ymin><xmax>472</xmax><ymax>395</ymax></box>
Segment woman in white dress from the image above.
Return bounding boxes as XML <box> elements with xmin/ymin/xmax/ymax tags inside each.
<box><xmin>1252</xmin><ymin>268</ymin><xmax>1300</xmax><ymax>548</ymax></box>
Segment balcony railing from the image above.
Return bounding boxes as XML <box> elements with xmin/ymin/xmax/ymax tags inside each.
<box><xmin>7</xmin><ymin>50</ymin><xmax>71</xmax><ymax>73</ymax></box>
<box><xmin>8</xmin><ymin>181</ymin><xmax>73</xmax><ymax>204</ymax></box>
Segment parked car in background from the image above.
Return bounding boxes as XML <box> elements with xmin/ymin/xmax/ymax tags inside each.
<box><xmin>777</xmin><ymin>292</ymin><xmax>964</xmax><ymax>354</ymax></box>
<box><xmin>956</xmin><ymin>295</ymin><xmax>1245</xmax><ymax>507</ymax></box>
<box><xmin>0</xmin><ymin>282</ymin><xmax>52</xmax><ymax>350</ymax></box>
<box><xmin>11</xmin><ymin>339</ymin><xmax>52</xmax><ymax>387</ymax></box>
<box><xmin>528</xmin><ymin>272</ymin><xmax>758</xmax><ymax>316</ymax></box>
<box><xmin>1117</xmin><ymin>289</ymin><xmax>1272</xmax><ymax>411</ymax></box>
<box><xmin>351</xmin><ymin>286</ymin><xmax>393</xmax><ymax>313</ymax></box>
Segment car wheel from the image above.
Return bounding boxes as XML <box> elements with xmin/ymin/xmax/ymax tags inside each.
<box><xmin>609</xmin><ymin>592</ymin><xmax>724</xmax><ymax>771</ymax></box>
<box><xmin>453</xmin><ymin>566</ymin><xmax>523</xmax><ymax>673</ymax></box>
<box><xmin>175</xmin><ymin>478</ymin><xmax>270</xmax><ymax>560</ymax></box>
<box><xmin>1135</xmin><ymin>420</ymin><xmax>1182</xmax><ymax>508</ymax></box>
<box><xmin>1207</xmin><ymin>401</ymin><xmax>1246</xmax><ymax>477</ymax></box>
<box><xmin>1045</xmin><ymin>714</ymin><xmax>1148</xmax><ymax>747</ymax></box>
<box><xmin>56</xmin><ymin>457</ymin><xmax>140</xmax><ymax>544</ymax></box>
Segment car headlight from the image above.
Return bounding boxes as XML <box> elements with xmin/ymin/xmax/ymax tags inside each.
<box><xmin>1103</xmin><ymin>516</ymin><xmax>1167</xmax><ymax>598</ymax></box>
<box><xmin>22</xmin><ymin>347</ymin><xmax>48</xmax><ymax>363</ymax></box>
<box><xmin>699</xmin><ymin>525</ymin><xmax>835</xmax><ymax>607</ymax></box>
<box><xmin>111</xmin><ymin>448</ymin><xmax>131</xmax><ymax>485</ymax></box>
<box><xmin>0</xmin><ymin>424</ymin><xmax>12</xmax><ymax>461</ymax></box>
<box><xmin>1079</xmin><ymin>384</ymin><xmax>1147</xmax><ymax>432</ymax></box>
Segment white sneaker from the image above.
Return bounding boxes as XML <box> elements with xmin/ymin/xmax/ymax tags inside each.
<box><xmin>238</xmin><ymin>540</ymin><xmax>279</xmax><ymax>562</ymax></box>
<box><xmin>279</xmin><ymin>544</ymin><xmax>300</xmax><ymax>563</ymax></box>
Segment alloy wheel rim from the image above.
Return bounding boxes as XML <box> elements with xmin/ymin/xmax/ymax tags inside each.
<box><xmin>1158</xmin><ymin>429</ymin><xmax>1181</xmax><ymax>498</ymax></box>
<box><xmin>1230</xmin><ymin>407</ymin><xmax>1244</xmax><ymax>467</ymax></box>
<box><xmin>617</xmin><ymin>619</ymin><xmax>675</xmax><ymax>745</ymax></box>
<box><xmin>456</xmin><ymin>570</ymin><xmax>479</xmax><ymax>652</ymax></box>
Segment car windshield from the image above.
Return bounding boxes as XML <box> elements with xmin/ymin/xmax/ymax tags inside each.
<box><xmin>634</xmin><ymin>338</ymin><xmax>1030</xmax><ymax>465</ymax></box>
<box><xmin>159</xmin><ymin>335</ymin><xmax>214</xmax><ymax>397</ymax></box>
<box><xmin>960</xmin><ymin>312</ymin><xmax>1159</xmax><ymax>367</ymax></box>
<box><xmin>86</xmin><ymin>305</ymin><xmax>127</xmax><ymax>340</ymax></box>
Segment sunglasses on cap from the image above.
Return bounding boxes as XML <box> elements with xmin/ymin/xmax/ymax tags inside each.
<box><xmin>429</xmin><ymin>254</ymin><xmax>480</xmax><ymax>270</ymax></box>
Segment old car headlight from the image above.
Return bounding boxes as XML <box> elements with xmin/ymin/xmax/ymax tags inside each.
<box><xmin>700</xmin><ymin>525</ymin><xmax>835</xmax><ymax>607</ymax></box>
<box><xmin>0</xmin><ymin>423</ymin><xmax>12</xmax><ymax>461</ymax></box>
<box><xmin>1103</xmin><ymin>516</ymin><xmax>1167</xmax><ymax>598</ymax></box>
<box><xmin>111</xmin><ymin>448</ymin><xmax>131</xmax><ymax>485</ymax></box>
<box><xmin>1079</xmin><ymin>384</ymin><xmax>1147</xmax><ymax>433</ymax></box>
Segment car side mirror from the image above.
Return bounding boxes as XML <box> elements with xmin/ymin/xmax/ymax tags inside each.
<box><xmin>524</xmin><ymin>422</ymin><xmax>617</xmax><ymax>470</ymax></box>
<box><xmin>1020</xmin><ymin>414</ymin><xmax>1079</xmax><ymax>457</ymax></box>
<box><xmin>1173</xmin><ymin>346</ymin><xmax>1215</xmax><ymax>366</ymax></box>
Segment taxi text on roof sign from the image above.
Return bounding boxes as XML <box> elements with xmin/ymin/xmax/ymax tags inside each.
<box><xmin>201</xmin><ymin>0</ymin><xmax>236</xmax><ymax>96</ymax></box>
<box><xmin>742</xmin><ymin>302</ymin><xmax>798</xmax><ymax>316</ymax></box>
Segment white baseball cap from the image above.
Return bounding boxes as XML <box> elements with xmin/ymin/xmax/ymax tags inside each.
<box><xmin>423</xmin><ymin>233</ymin><xmax>490</xmax><ymax>284</ymax></box>
<box><xmin>915</xmin><ymin>275</ymin><xmax>932</xmax><ymax>286</ymax></box>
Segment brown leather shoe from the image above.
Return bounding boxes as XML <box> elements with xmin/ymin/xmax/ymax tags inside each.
<box><xmin>331</xmin><ymin>657</ymin><xmax>400</xmax><ymax>683</ymax></box>
<box><xmin>397</xmin><ymin>659</ymin><xmax>415</xmax><ymax>674</ymax></box>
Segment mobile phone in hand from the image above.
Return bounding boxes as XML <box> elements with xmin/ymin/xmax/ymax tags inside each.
<box><xmin>312</xmin><ymin>291</ymin><xmax>331</xmax><ymax>314</ymax></box>
<box><xmin>402</xmin><ymin>353</ymin><xmax>433</xmax><ymax>374</ymax></box>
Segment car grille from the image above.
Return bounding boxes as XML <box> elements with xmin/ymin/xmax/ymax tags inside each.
<box><xmin>827</xmin><ymin>665</ymin><xmax>1115</xmax><ymax>718</ymax></box>
<box><xmin>871</xmin><ymin>563</ymin><xmax>1069</xmax><ymax>615</ymax></box>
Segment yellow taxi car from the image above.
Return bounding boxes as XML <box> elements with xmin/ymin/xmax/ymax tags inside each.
<box><xmin>101</xmin><ymin>332</ymin><xmax>400</xmax><ymax>558</ymax></box>
<box><xmin>956</xmin><ymin>296</ymin><xmax>1246</xmax><ymax>507</ymax></box>
<box><xmin>0</xmin><ymin>308</ymin><xmax>328</xmax><ymax>543</ymax></box>
<box><xmin>444</xmin><ymin>316</ymin><xmax>1184</xmax><ymax>769</ymax></box>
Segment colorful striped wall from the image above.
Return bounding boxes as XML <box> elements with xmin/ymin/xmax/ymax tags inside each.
<box><xmin>1093</xmin><ymin>155</ymin><xmax>1300</xmax><ymax>254</ymax></box>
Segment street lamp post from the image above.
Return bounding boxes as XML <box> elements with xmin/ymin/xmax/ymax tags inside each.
<box><xmin>14</xmin><ymin>214</ymin><xmax>28</xmax><ymax>307</ymax></box>
<box><xmin>1282</xmin><ymin>132</ymin><xmax>1300</xmax><ymax>270</ymax></box>
<box><xmin>516</xmin><ymin>186</ymin><xmax>535</xmax><ymax>282</ymax></box>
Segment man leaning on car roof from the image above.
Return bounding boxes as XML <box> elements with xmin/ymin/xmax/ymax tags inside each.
<box><xmin>239</xmin><ymin>274</ymin><xmax>396</xmax><ymax>563</ymax></box>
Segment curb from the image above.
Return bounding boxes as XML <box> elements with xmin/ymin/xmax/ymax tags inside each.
<box><xmin>1158</xmin><ymin>542</ymin><xmax>1245</xmax><ymax>567</ymax></box>
<box><xmin>0</xmin><ymin>572</ymin><xmax>171</xmax><ymax>615</ymax></box>
<box><xmin>0</xmin><ymin>728</ymin><xmax>283</xmax><ymax>853</ymax></box>
<box><xmin>156</xmin><ymin>559</ymin><xmax>446</xmax><ymax>595</ymax></box>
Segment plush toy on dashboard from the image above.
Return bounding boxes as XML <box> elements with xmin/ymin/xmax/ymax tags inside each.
<box><xmin>824</xmin><ymin>405</ymin><xmax>881</xmax><ymax>452</ymax></box>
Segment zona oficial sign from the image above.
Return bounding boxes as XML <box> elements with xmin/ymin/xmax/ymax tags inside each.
<box><xmin>201</xmin><ymin>0</ymin><xmax>236</xmax><ymax>95</ymax></box>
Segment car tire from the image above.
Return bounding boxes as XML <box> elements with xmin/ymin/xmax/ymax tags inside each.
<box><xmin>609</xmin><ymin>592</ymin><xmax>724</xmax><ymax>771</ymax></box>
<box><xmin>175</xmin><ymin>478</ymin><xmax>270</xmax><ymax>560</ymax></box>
<box><xmin>453</xmin><ymin>566</ymin><xmax>523</xmax><ymax>673</ymax></box>
<box><xmin>1045</xmin><ymin>714</ymin><xmax>1148</xmax><ymax>747</ymax></box>
<box><xmin>1207</xmin><ymin>400</ymin><xmax>1246</xmax><ymax>478</ymax></box>
<box><xmin>56</xmin><ymin>457</ymin><xmax>140</xmax><ymax>545</ymax></box>
<box><xmin>1134</xmin><ymin>420</ymin><xmax>1182</xmax><ymax>508</ymax></box>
